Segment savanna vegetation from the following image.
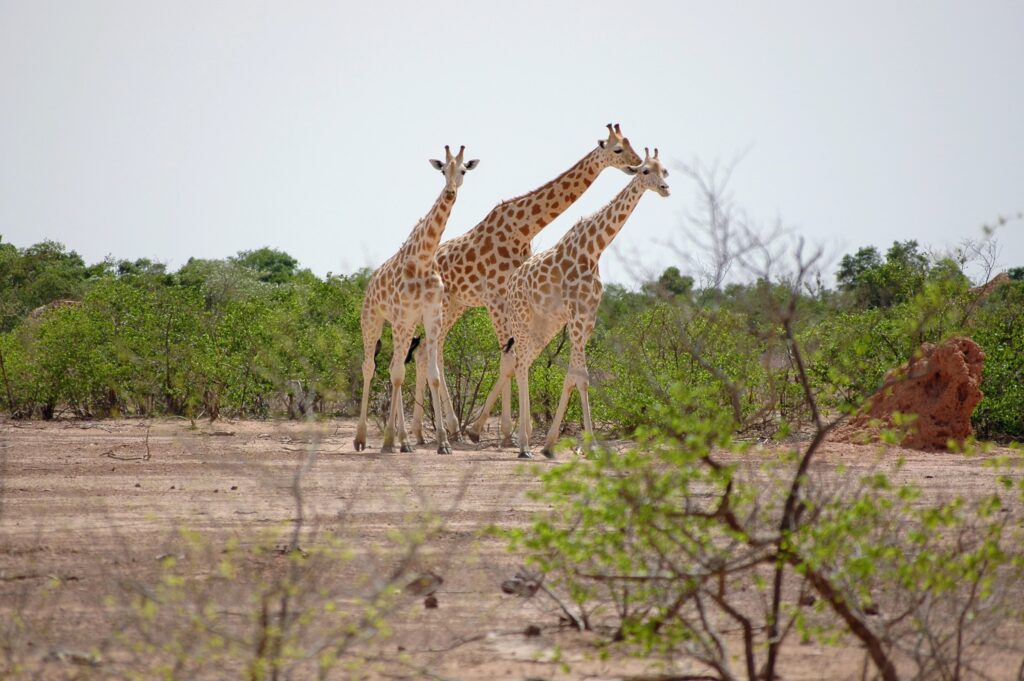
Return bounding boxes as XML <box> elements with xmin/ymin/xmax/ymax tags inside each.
<box><xmin>1</xmin><ymin>224</ymin><xmax>1021</xmax><ymax>440</ymax></box>
<box><xmin>3</xmin><ymin>171</ymin><xmax>1023</xmax><ymax>679</ymax></box>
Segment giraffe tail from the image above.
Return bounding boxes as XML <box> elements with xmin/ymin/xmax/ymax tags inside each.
<box><xmin>404</xmin><ymin>336</ymin><xmax>421</xmax><ymax>364</ymax></box>
<box><xmin>503</xmin><ymin>337</ymin><xmax>515</xmax><ymax>353</ymax></box>
<box><xmin>373</xmin><ymin>339</ymin><xmax>383</xmax><ymax>364</ymax></box>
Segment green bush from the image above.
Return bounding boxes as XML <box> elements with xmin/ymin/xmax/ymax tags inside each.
<box><xmin>972</xmin><ymin>281</ymin><xmax>1024</xmax><ymax>438</ymax></box>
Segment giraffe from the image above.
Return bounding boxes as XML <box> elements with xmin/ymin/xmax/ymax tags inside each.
<box><xmin>354</xmin><ymin>145</ymin><xmax>479</xmax><ymax>455</ymax></box>
<box><xmin>409</xmin><ymin>124</ymin><xmax>642</xmax><ymax>446</ymax></box>
<box><xmin>474</xmin><ymin>148</ymin><xmax>670</xmax><ymax>458</ymax></box>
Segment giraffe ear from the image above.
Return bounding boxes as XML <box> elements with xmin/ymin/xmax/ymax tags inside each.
<box><xmin>429</xmin><ymin>159</ymin><xmax>445</xmax><ymax>171</ymax></box>
<box><xmin>622</xmin><ymin>165</ymin><xmax>640</xmax><ymax>175</ymax></box>
<box><xmin>598</xmin><ymin>139</ymin><xmax>607</xmax><ymax>149</ymax></box>
<box><xmin>464</xmin><ymin>159</ymin><xmax>480</xmax><ymax>170</ymax></box>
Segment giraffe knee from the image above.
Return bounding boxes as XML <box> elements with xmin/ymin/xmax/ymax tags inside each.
<box><xmin>426</xmin><ymin>361</ymin><xmax>441</xmax><ymax>386</ymax></box>
<box><xmin>390</xmin><ymin>362</ymin><xmax>407</xmax><ymax>385</ymax></box>
<box><xmin>568</xmin><ymin>367</ymin><xmax>589</xmax><ymax>387</ymax></box>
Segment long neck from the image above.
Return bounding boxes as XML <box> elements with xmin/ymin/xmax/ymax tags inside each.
<box><xmin>496</xmin><ymin>146</ymin><xmax>606</xmax><ymax>242</ymax></box>
<box><xmin>407</xmin><ymin>188</ymin><xmax>456</xmax><ymax>259</ymax></box>
<box><xmin>560</xmin><ymin>179</ymin><xmax>646</xmax><ymax>265</ymax></box>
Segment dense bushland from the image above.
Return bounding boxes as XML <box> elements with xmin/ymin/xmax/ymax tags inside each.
<box><xmin>0</xmin><ymin>235</ymin><xmax>1021</xmax><ymax>438</ymax></box>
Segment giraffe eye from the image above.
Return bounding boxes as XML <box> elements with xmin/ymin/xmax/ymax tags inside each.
<box><xmin>613</xmin><ymin>148</ymin><xmax>623</xmax><ymax>154</ymax></box>
<box><xmin>642</xmin><ymin>169</ymin><xmax>650</xmax><ymax>175</ymax></box>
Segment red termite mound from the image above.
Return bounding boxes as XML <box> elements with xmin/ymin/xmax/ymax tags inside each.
<box><xmin>835</xmin><ymin>336</ymin><xmax>985</xmax><ymax>450</ymax></box>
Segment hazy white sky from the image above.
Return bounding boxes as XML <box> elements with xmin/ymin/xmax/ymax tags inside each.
<box><xmin>1</xmin><ymin>1</ymin><xmax>1021</xmax><ymax>285</ymax></box>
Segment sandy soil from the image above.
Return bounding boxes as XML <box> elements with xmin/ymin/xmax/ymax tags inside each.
<box><xmin>1</xmin><ymin>418</ymin><xmax>1021</xmax><ymax>680</ymax></box>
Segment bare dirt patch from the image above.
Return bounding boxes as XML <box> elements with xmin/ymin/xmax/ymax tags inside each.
<box><xmin>1</xmin><ymin>418</ymin><xmax>1021</xmax><ymax>680</ymax></box>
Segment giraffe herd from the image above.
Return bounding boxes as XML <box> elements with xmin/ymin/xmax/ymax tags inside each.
<box><xmin>355</xmin><ymin>125</ymin><xmax>670</xmax><ymax>459</ymax></box>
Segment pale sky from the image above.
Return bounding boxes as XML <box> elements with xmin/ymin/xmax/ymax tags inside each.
<box><xmin>1</xmin><ymin>1</ymin><xmax>1022</xmax><ymax>286</ymax></box>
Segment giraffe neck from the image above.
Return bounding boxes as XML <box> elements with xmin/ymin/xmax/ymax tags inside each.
<box><xmin>408</xmin><ymin>188</ymin><xmax>456</xmax><ymax>259</ymax></box>
<box><xmin>498</xmin><ymin>146</ymin><xmax>606</xmax><ymax>243</ymax></box>
<box><xmin>561</xmin><ymin>179</ymin><xmax>646</xmax><ymax>264</ymax></box>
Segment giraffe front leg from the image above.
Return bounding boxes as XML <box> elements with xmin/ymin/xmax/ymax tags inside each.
<box><xmin>494</xmin><ymin>312</ymin><xmax>516</xmax><ymax>447</ymax></box>
<box><xmin>355</xmin><ymin>313</ymin><xmax>384</xmax><ymax>452</ymax></box>
<box><xmin>516</xmin><ymin>363</ymin><xmax>533</xmax><ymax>459</ymax></box>
<box><xmin>355</xmin><ymin>356</ymin><xmax>375</xmax><ymax>452</ymax></box>
<box><xmin>410</xmin><ymin>343</ymin><xmax>427</xmax><ymax>445</ymax></box>
<box><xmin>435</xmin><ymin>340</ymin><xmax>461</xmax><ymax>439</ymax></box>
<box><xmin>500</xmin><ymin>378</ymin><xmax>514</xmax><ymax>447</ymax></box>
<box><xmin>385</xmin><ymin>326</ymin><xmax>415</xmax><ymax>454</ymax></box>
<box><xmin>423</xmin><ymin>309</ymin><xmax>452</xmax><ymax>455</ymax></box>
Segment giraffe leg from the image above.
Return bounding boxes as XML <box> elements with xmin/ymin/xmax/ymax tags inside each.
<box><xmin>385</xmin><ymin>325</ymin><xmax>416</xmax><ymax>454</ymax></box>
<box><xmin>467</xmin><ymin>349</ymin><xmax>513</xmax><ymax>445</ymax></box>
<box><xmin>542</xmin><ymin>372</ymin><xmax>578</xmax><ymax>459</ymax></box>
<box><xmin>515</xmin><ymin>362</ymin><xmax>533</xmax><ymax>459</ymax></box>
<box><xmin>410</xmin><ymin>344</ymin><xmax>428</xmax><ymax>445</ymax></box>
<box><xmin>434</xmin><ymin>336</ymin><xmax>461</xmax><ymax>438</ymax></box>
<box><xmin>354</xmin><ymin>310</ymin><xmax>384</xmax><ymax>452</ymax></box>
<box><xmin>544</xmin><ymin>315</ymin><xmax>596</xmax><ymax>457</ymax></box>
<box><xmin>491</xmin><ymin>308</ymin><xmax>517</xmax><ymax>447</ymax></box>
<box><xmin>411</xmin><ymin>302</ymin><xmax>463</xmax><ymax>441</ymax></box>
<box><xmin>500</xmin><ymin>376</ymin><xmax>514</xmax><ymax>447</ymax></box>
<box><xmin>423</xmin><ymin>308</ymin><xmax>452</xmax><ymax>455</ymax></box>
<box><xmin>467</xmin><ymin>303</ymin><xmax>513</xmax><ymax>445</ymax></box>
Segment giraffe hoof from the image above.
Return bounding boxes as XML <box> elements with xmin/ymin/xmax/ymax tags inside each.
<box><xmin>381</xmin><ymin>444</ymin><xmax>395</xmax><ymax>454</ymax></box>
<box><xmin>517</xmin><ymin>451</ymin><xmax>534</xmax><ymax>460</ymax></box>
<box><xmin>354</xmin><ymin>440</ymin><xmax>365</xmax><ymax>452</ymax></box>
<box><xmin>400</xmin><ymin>443</ymin><xmax>415</xmax><ymax>453</ymax></box>
<box><xmin>437</xmin><ymin>445</ymin><xmax>452</xmax><ymax>455</ymax></box>
<box><xmin>541</xmin><ymin>448</ymin><xmax>556</xmax><ymax>460</ymax></box>
<box><xmin>466</xmin><ymin>430</ymin><xmax>481</xmax><ymax>444</ymax></box>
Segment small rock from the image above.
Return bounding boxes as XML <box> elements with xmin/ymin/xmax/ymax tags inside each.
<box><xmin>230</xmin><ymin>485</ymin><xmax>238</xmax><ymax>491</ymax></box>
<box><xmin>501</xmin><ymin>569</ymin><xmax>541</xmax><ymax>597</ymax></box>
<box><xmin>404</xmin><ymin>571</ymin><xmax>443</xmax><ymax>596</ymax></box>
<box><xmin>524</xmin><ymin>624</ymin><xmax>541</xmax><ymax>637</ymax></box>
<box><xmin>864</xmin><ymin>604</ymin><xmax>881</xmax><ymax>616</ymax></box>
<box><xmin>134</xmin><ymin>483</ymin><xmax>141</xmax><ymax>488</ymax></box>
<box><xmin>423</xmin><ymin>595</ymin><xmax>438</xmax><ymax>609</ymax></box>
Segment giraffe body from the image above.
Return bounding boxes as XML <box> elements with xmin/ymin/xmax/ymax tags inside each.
<box><xmin>410</xmin><ymin>125</ymin><xmax>641</xmax><ymax>445</ymax></box>
<box><xmin>469</xmin><ymin>149</ymin><xmax>671</xmax><ymax>458</ymax></box>
<box><xmin>354</xmin><ymin>145</ymin><xmax>478</xmax><ymax>454</ymax></box>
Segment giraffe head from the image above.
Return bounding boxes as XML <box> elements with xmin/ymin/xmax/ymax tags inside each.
<box><xmin>429</xmin><ymin>145</ymin><xmax>480</xmax><ymax>196</ymax></box>
<box><xmin>596</xmin><ymin>123</ymin><xmax>643</xmax><ymax>171</ymax></box>
<box><xmin>623</xmin><ymin>147</ymin><xmax>671</xmax><ymax>197</ymax></box>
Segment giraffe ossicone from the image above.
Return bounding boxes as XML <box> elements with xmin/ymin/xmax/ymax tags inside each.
<box><xmin>353</xmin><ymin>144</ymin><xmax>479</xmax><ymax>455</ymax></box>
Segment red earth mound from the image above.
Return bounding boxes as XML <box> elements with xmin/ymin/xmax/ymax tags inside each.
<box><xmin>834</xmin><ymin>336</ymin><xmax>985</xmax><ymax>450</ymax></box>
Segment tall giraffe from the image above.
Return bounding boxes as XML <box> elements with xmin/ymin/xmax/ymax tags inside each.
<box><xmin>410</xmin><ymin>124</ymin><xmax>641</xmax><ymax>446</ymax></box>
<box><xmin>474</xmin><ymin>148</ymin><xmax>670</xmax><ymax>458</ymax></box>
<box><xmin>354</xmin><ymin>145</ymin><xmax>479</xmax><ymax>454</ymax></box>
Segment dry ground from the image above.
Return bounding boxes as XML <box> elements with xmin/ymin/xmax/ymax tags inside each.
<box><xmin>1</xmin><ymin>418</ymin><xmax>1021</xmax><ymax>680</ymax></box>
